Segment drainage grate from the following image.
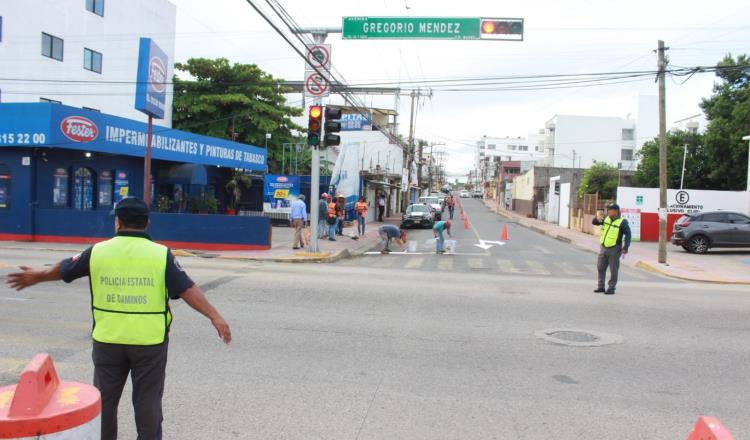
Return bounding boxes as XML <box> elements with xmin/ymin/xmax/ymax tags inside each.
<box><xmin>548</xmin><ymin>331</ymin><xmax>599</xmax><ymax>343</ymax></box>
<box><xmin>535</xmin><ymin>328</ymin><xmax>624</xmax><ymax>347</ymax></box>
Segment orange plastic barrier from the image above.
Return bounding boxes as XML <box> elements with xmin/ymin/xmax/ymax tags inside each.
<box><xmin>686</xmin><ymin>416</ymin><xmax>735</xmax><ymax>440</ymax></box>
<box><xmin>0</xmin><ymin>354</ymin><xmax>101</xmax><ymax>439</ymax></box>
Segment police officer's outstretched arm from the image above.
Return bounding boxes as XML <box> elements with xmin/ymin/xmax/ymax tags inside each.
<box><xmin>180</xmin><ymin>285</ymin><xmax>232</xmax><ymax>345</ymax></box>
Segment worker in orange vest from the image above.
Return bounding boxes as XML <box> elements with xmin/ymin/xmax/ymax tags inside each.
<box><xmin>327</xmin><ymin>198</ymin><xmax>338</xmax><ymax>241</ymax></box>
<box><xmin>355</xmin><ymin>197</ymin><xmax>368</xmax><ymax>236</ymax></box>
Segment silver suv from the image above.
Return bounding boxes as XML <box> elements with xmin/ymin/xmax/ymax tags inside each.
<box><xmin>671</xmin><ymin>211</ymin><xmax>750</xmax><ymax>254</ymax></box>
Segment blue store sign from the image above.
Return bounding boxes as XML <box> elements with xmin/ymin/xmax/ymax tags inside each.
<box><xmin>0</xmin><ymin>103</ymin><xmax>267</xmax><ymax>171</ymax></box>
<box><xmin>134</xmin><ymin>38</ymin><xmax>168</xmax><ymax>119</ymax></box>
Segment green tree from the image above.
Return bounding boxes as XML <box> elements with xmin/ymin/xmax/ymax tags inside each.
<box><xmin>577</xmin><ymin>162</ymin><xmax>619</xmax><ymax>199</ymax></box>
<box><xmin>632</xmin><ymin>130</ymin><xmax>710</xmax><ymax>189</ymax></box>
<box><xmin>172</xmin><ymin>58</ymin><xmax>305</xmax><ymax>173</ymax></box>
<box><xmin>699</xmin><ymin>54</ymin><xmax>750</xmax><ymax>190</ymax></box>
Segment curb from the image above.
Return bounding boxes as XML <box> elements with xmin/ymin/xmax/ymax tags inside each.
<box><xmin>635</xmin><ymin>260</ymin><xmax>750</xmax><ymax>285</ymax></box>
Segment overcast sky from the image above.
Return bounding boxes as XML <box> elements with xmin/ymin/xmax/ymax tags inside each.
<box><xmin>170</xmin><ymin>0</ymin><xmax>750</xmax><ymax>178</ymax></box>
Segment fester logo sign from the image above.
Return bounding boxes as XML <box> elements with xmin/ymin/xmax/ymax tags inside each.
<box><xmin>60</xmin><ymin>116</ymin><xmax>98</xmax><ymax>142</ymax></box>
<box><xmin>135</xmin><ymin>37</ymin><xmax>168</xmax><ymax>119</ymax></box>
<box><xmin>148</xmin><ymin>57</ymin><xmax>167</xmax><ymax>93</ymax></box>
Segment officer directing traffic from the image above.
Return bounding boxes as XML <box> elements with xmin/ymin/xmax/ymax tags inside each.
<box><xmin>6</xmin><ymin>197</ymin><xmax>232</xmax><ymax>440</ymax></box>
<box><xmin>592</xmin><ymin>203</ymin><xmax>631</xmax><ymax>295</ymax></box>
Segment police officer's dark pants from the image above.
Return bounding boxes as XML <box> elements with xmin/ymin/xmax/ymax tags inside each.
<box><xmin>93</xmin><ymin>340</ymin><xmax>169</xmax><ymax>440</ymax></box>
<box><xmin>597</xmin><ymin>244</ymin><xmax>621</xmax><ymax>289</ymax></box>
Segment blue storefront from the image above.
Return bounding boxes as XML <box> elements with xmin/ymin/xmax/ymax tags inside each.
<box><xmin>0</xmin><ymin>103</ymin><xmax>271</xmax><ymax>250</ymax></box>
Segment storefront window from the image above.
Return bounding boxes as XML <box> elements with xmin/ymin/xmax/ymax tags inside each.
<box><xmin>73</xmin><ymin>167</ymin><xmax>95</xmax><ymax>210</ymax></box>
<box><xmin>98</xmin><ymin>170</ymin><xmax>113</xmax><ymax>208</ymax></box>
<box><xmin>0</xmin><ymin>164</ymin><xmax>10</xmax><ymax>209</ymax></box>
<box><xmin>52</xmin><ymin>167</ymin><xmax>69</xmax><ymax>207</ymax></box>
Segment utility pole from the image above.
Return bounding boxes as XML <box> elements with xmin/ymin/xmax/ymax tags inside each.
<box><xmin>680</xmin><ymin>143</ymin><xmax>688</xmax><ymax>189</ymax></box>
<box><xmin>403</xmin><ymin>89</ymin><xmax>417</xmax><ymax>211</ymax></box>
<box><xmin>657</xmin><ymin>40</ymin><xmax>669</xmax><ymax>264</ymax></box>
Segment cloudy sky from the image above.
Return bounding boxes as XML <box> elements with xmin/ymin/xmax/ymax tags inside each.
<box><xmin>170</xmin><ymin>0</ymin><xmax>750</xmax><ymax>178</ymax></box>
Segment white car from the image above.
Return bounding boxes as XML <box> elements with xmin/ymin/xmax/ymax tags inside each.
<box><xmin>418</xmin><ymin>196</ymin><xmax>443</xmax><ymax>213</ymax></box>
<box><xmin>459</xmin><ymin>191</ymin><xmax>469</xmax><ymax>198</ymax></box>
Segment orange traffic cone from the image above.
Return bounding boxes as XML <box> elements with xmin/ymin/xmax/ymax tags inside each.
<box><xmin>463</xmin><ymin>217</ymin><xmax>470</xmax><ymax>229</ymax></box>
<box><xmin>501</xmin><ymin>224</ymin><xmax>509</xmax><ymax>241</ymax></box>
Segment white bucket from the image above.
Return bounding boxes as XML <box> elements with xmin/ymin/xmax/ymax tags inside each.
<box><xmin>444</xmin><ymin>240</ymin><xmax>457</xmax><ymax>254</ymax></box>
<box><xmin>407</xmin><ymin>240</ymin><xmax>418</xmax><ymax>253</ymax></box>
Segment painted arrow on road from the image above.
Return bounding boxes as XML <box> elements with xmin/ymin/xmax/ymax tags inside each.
<box><xmin>474</xmin><ymin>239</ymin><xmax>506</xmax><ymax>250</ymax></box>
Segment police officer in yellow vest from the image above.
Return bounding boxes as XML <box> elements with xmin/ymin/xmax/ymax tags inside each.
<box><xmin>592</xmin><ymin>203</ymin><xmax>632</xmax><ymax>295</ymax></box>
<box><xmin>6</xmin><ymin>197</ymin><xmax>232</xmax><ymax>440</ymax></box>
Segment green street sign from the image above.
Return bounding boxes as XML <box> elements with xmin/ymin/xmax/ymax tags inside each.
<box><xmin>342</xmin><ymin>17</ymin><xmax>524</xmax><ymax>41</ymax></box>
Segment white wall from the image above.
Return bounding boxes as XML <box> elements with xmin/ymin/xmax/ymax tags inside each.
<box><xmin>0</xmin><ymin>0</ymin><xmax>176</xmax><ymax>126</ymax></box>
<box><xmin>617</xmin><ymin>187</ymin><xmax>749</xmax><ymax>215</ymax></box>
<box><xmin>330</xmin><ymin>130</ymin><xmax>404</xmax><ymax>200</ymax></box>
<box><xmin>546</xmin><ymin>114</ymin><xmax>631</xmax><ymax>169</ymax></box>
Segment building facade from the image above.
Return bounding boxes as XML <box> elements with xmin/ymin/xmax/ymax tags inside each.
<box><xmin>474</xmin><ymin>133</ymin><xmax>545</xmax><ymax>183</ymax></box>
<box><xmin>0</xmin><ymin>0</ymin><xmax>176</xmax><ymax>125</ymax></box>
<box><xmin>540</xmin><ymin>96</ymin><xmax>658</xmax><ymax>171</ymax></box>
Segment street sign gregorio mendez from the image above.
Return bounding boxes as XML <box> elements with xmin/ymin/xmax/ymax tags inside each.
<box><xmin>134</xmin><ymin>38</ymin><xmax>168</xmax><ymax>119</ymax></box>
<box><xmin>342</xmin><ymin>17</ymin><xmax>524</xmax><ymax>41</ymax></box>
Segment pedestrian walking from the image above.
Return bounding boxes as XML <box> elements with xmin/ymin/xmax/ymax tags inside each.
<box><xmin>377</xmin><ymin>193</ymin><xmax>386</xmax><ymax>222</ymax></box>
<box><xmin>446</xmin><ymin>194</ymin><xmax>456</xmax><ymax>220</ymax></box>
<box><xmin>327</xmin><ymin>197</ymin><xmax>338</xmax><ymax>241</ymax></box>
<box><xmin>355</xmin><ymin>196</ymin><xmax>368</xmax><ymax>236</ymax></box>
<box><xmin>6</xmin><ymin>197</ymin><xmax>232</xmax><ymax>440</ymax></box>
<box><xmin>290</xmin><ymin>194</ymin><xmax>307</xmax><ymax>249</ymax></box>
<box><xmin>318</xmin><ymin>193</ymin><xmax>330</xmax><ymax>238</ymax></box>
<box><xmin>336</xmin><ymin>195</ymin><xmax>346</xmax><ymax>236</ymax></box>
<box><xmin>592</xmin><ymin>203</ymin><xmax>632</xmax><ymax>295</ymax></box>
<box><xmin>378</xmin><ymin>224</ymin><xmax>407</xmax><ymax>253</ymax></box>
<box><xmin>433</xmin><ymin>220</ymin><xmax>453</xmax><ymax>254</ymax></box>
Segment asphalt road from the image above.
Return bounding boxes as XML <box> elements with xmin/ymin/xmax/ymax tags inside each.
<box><xmin>341</xmin><ymin>197</ymin><xmax>659</xmax><ymax>285</ymax></box>
<box><xmin>1</xmin><ymin>199</ymin><xmax>749</xmax><ymax>439</ymax></box>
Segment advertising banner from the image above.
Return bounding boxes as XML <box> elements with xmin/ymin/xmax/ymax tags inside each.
<box><xmin>0</xmin><ymin>103</ymin><xmax>267</xmax><ymax>171</ymax></box>
<box><xmin>620</xmin><ymin>208</ymin><xmax>641</xmax><ymax>242</ymax></box>
<box><xmin>114</xmin><ymin>170</ymin><xmax>130</xmax><ymax>203</ymax></box>
<box><xmin>341</xmin><ymin>113</ymin><xmax>373</xmax><ymax>131</ymax></box>
<box><xmin>263</xmin><ymin>174</ymin><xmax>300</xmax><ymax>214</ymax></box>
<box><xmin>134</xmin><ymin>38</ymin><xmax>168</xmax><ymax>119</ymax></box>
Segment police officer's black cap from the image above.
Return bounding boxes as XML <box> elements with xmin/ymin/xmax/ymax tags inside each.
<box><xmin>607</xmin><ymin>203</ymin><xmax>620</xmax><ymax>211</ymax></box>
<box><xmin>112</xmin><ymin>197</ymin><xmax>149</xmax><ymax>221</ymax></box>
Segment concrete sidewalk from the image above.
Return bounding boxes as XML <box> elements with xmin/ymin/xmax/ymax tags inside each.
<box><xmin>0</xmin><ymin>218</ymin><xmax>398</xmax><ymax>263</ymax></box>
<box><xmin>481</xmin><ymin>199</ymin><xmax>750</xmax><ymax>285</ymax></box>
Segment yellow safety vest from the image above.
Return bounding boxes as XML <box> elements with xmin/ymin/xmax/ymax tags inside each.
<box><xmin>600</xmin><ymin>217</ymin><xmax>624</xmax><ymax>248</ymax></box>
<box><xmin>90</xmin><ymin>236</ymin><xmax>170</xmax><ymax>345</ymax></box>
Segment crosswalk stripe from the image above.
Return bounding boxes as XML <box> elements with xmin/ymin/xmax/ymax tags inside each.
<box><xmin>436</xmin><ymin>258</ymin><xmax>453</xmax><ymax>270</ymax></box>
<box><xmin>496</xmin><ymin>259</ymin><xmax>521</xmax><ymax>273</ymax></box>
<box><xmin>553</xmin><ymin>262</ymin><xmax>585</xmax><ymax>276</ymax></box>
<box><xmin>404</xmin><ymin>257</ymin><xmax>424</xmax><ymax>269</ymax></box>
<box><xmin>532</xmin><ymin>245</ymin><xmax>553</xmax><ymax>255</ymax></box>
<box><xmin>467</xmin><ymin>258</ymin><xmax>485</xmax><ymax>270</ymax></box>
<box><xmin>525</xmin><ymin>260</ymin><xmax>551</xmax><ymax>275</ymax></box>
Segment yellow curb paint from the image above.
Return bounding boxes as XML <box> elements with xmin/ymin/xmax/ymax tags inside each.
<box><xmin>171</xmin><ymin>249</ymin><xmax>195</xmax><ymax>257</ymax></box>
<box><xmin>635</xmin><ymin>260</ymin><xmax>750</xmax><ymax>285</ymax></box>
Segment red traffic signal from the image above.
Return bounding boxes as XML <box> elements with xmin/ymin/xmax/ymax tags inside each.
<box><xmin>480</xmin><ymin>18</ymin><xmax>524</xmax><ymax>40</ymax></box>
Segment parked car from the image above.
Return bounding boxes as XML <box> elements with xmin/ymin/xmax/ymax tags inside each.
<box><xmin>459</xmin><ymin>191</ymin><xmax>470</xmax><ymax>198</ymax></box>
<box><xmin>671</xmin><ymin>211</ymin><xmax>750</xmax><ymax>254</ymax></box>
<box><xmin>401</xmin><ymin>203</ymin><xmax>434</xmax><ymax>229</ymax></box>
<box><xmin>472</xmin><ymin>191</ymin><xmax>483</xmax><ymax>199</ymax></box>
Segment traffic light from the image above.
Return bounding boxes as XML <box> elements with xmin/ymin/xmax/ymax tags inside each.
<box><xmin>479</xmin><ymin>18</ymin><xmax>523</xmax><ymax>40</ymax></box>
<box><xmin>308</xmin><ymin>105</ymin><xmax>322</xmax><ymax>147</ymax></box>
<box><xmin>323</xmin><ymin>107</ymin><xmax>342</xmax><ymax>148</ymax></box>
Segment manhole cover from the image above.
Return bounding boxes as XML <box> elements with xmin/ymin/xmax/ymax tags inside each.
<box><xmin>535</xmin><ymin>328</ymin><xmax>624</xmax><ymax>347</ymax></box>
<box><xmin>548</xmin><ymin>331</ymin><xmax>599</xmax><ymax>343</ymax></box>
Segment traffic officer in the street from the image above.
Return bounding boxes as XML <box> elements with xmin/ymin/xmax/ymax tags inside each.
<box><xmin>592</xmin><ymin>203</ymin><xmax>632</xmax><ymax>295</ymax></box>
<box><xmin>6</xmin><ymin>197</ymin><xmax>232</xmax><ymax>440</ymax></box>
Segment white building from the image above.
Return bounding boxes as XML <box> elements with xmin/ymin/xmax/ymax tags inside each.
<box><xmin>0</xmin><ymin>0</ymin><xmax>176</xmax><ymax>126</ymax></box>
<box><xmin>672</xmin><ymin>113</ymin><xmax>707</xmax><ymax>133</ymax></box>
<box><xmin>540</xmin><ymin>95</ymin><xmax>658</xmax><ymax>171</ymax></box>
<box><xmin>475</xmin><ymin>133</ymin><xmax>545</xmax><ymax>182</ymax></box>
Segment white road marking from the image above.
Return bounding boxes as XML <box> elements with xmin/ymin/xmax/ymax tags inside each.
<box><xmin>404</xmin><ymin>257</ymin><xmax>425</xmax><ymax>269</ymax></box>
<box><xmin>436</xmin><ymin>258</ymin><xmax>453</xmax><ymax>270</ymax></box>
<box><xmin>532</xmin><ymin>245</ymin><xmax>553</xmax><ymax>255</ymax></box>
<box><xmin>525</xmin><ymin>260</ymin><xmax>551</xmax><ymax>275</ymax></box>
<box><xmin>553</xmin><ymin>262</ymin><xmax>585</xmax><ymax>276</ymax></box>
<box><xmin>496</xmin><ymin>259</ymin><xmax>521</xmax><ymax>273</ymax></box>
<box><xmin>467</xmin><ymin>258</ymin><xmax>486</xmax><ymax>270</ymax></box>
